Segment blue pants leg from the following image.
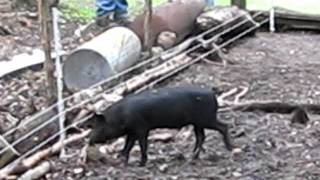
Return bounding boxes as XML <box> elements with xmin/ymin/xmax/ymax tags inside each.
<box><xmin>96</xmin><ymin>0</ymin><xmax>115</xmax><ymax>17</ymax></box>
<box><xmin>115</xmin><ymin>0</ymin><xmax>128</xmax><ymax>16</ymax></box>
<box><xmin>96</xmin><ymin>0</ymin><xmax>128</xmax><ymax>17</ymax></box>
<box><xmin>205</xmin><ymin>0</ymin><xmax>214</xmax><ymax>7</ymax></box>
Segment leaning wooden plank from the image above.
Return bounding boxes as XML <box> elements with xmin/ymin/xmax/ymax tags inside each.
<box><xmin>0</xmin><ymin>49</ymin><xmax>66</xmax><ymax>78</ymax></box>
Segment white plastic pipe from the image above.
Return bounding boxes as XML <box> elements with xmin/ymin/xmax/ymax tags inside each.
<box><xmin>52</xmin><ymin>7</ymin><xmax>66</xmax><ymax>158</ymax></box>
<box><xmin>269</xmin><ymin>0</ymin><xmax>275</xmax><ymax>32</ymax></box>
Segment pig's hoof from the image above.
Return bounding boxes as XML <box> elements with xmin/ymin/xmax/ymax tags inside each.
<box><xmin>226</xmin><ymin>143</ymin><xmax>234</xmax><ymax>151</ymax></box>
<box><xmin>120</xmin><ymin>161</ymin><xmax>129</xmax><ymax>167</ymax></box>
<box><xmin>192</xmin><ymin>153</ymin><xmax>200</xmax><ymax>160</ymax></box>
<box><xmin>138</xmin><ymin>162</ymin><xmax>146</xmax><ymax>167</ymax></box>
<box><xmin>119</xmin><ymin>156</ymin><xmax>129</xmax><ymax>166</ymax></box>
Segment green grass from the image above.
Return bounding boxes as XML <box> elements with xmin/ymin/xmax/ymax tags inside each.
<box><xmin>60</xmin><ymin>0</ymin><xmax>96</xmax><ymax>22</ymax></box>
<box><xmin>59</xmin><ymin>0</ymin><xmax>167</xmax><ymax>22</ymax></box>
<box><xmin>59</xmin><ymin>0</ymin><xmax>320</xmax><ymax>22</ymax></box>
<box><xmin>128</xmin><ymin>0</ymin><xmax>167</xmax><ymax>16</ymax></box>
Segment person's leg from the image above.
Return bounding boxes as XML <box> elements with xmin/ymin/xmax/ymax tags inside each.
<box><xmin>114</xmin><ymin>0</ymin><xmax>130</xmax><ymax>24</ymax></box>
<box><xmin>205</xmin><ymin>0</ymin><xmax>214</xmax><ymax>7</ymax></box>
<box><xmin>96</xmin><ymin>0</ymin><xmax>116</xmax><ymax>26</ymax></box>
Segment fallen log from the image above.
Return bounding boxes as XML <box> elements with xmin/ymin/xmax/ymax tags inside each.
<box><xmin>19</xmin><ymin>161</ymin><xmax>51</xmax><ymax>180</ymax></box>
<box><xmin>0</xmin><ymin>108</ymin><xmax>59</xmax><ymax>169</ymax></box>
<box><xmin>195</xmin><ymin>5</ymin><xmax>258</xmax><ymax>46</ymax></box>
<box><xmin>222</xmin><ymin>100</ymin><xmax>320</xmax><ymax>114</ymax></box>
<box><xmin>0</xmin><ymin>130</ymin><xmax>91</xmax><ymax>179</ymax></box>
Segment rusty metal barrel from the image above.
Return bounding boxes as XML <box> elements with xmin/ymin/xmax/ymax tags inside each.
<box><xmin>128</xmin><ymin>0</ymin><xmax>206</xmax><ymax>48</ymax></box>
<box><xmin>62</xmin><ymin>26</ymin><xmax>142</xmax><ymax>92</ymax></box>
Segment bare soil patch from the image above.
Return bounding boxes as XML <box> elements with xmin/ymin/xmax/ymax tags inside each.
<box><xmin>39</xmin><ymin>32</ymin><xmax>320</xmax><ymax>180</ymax></box>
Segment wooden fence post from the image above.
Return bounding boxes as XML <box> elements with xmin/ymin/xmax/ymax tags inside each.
<box><xmin>38</xmin><ymin>0</ymin><xmax>56</xmax><ymax>101</ymax></box>
<box><xmin>143</xmin><ymin>0</ymin><xmax>152</xmax><ymax>55</ymax></box>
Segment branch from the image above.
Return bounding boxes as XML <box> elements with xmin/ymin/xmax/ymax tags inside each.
<box><xmin>0</xmin><ymin>130</ymin><xmax>91</xmax><ymax>178</ymax></box>
<box><xmin>19</xmin><ymin>161</ymin><xmax>51</xmax><ymax>180</ymax></box>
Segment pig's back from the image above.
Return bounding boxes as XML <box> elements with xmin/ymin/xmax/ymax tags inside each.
<box><xmin>118</xmin><ymin>86</ymin><xmax>218</xmax><ymax>128</ymax></box>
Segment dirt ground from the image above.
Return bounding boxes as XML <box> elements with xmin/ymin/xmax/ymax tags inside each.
<box><xmin>0</xmin><ymin>10</ymin><xmax>104</xmax><ymax>131</ymax></box>
<box><xmin>1</xmin><ymin>7</ymin><xmax>320</xmax><ymax>180</ymax></box>
<box><xmin>40</xmin><ymin>32</ymin><xmax>320</xmax><ymax>180</ymax></box>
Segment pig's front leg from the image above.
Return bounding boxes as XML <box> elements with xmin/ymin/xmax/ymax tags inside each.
<box><xmin>192</xmin><ymin>126</ymin><xmax>205</xmax><ymax>159</ymax></box>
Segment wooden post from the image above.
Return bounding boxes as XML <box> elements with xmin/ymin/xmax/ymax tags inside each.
<box><xmin>143</xmin><ymin>0</ymin><xmax>152</xmax><ymax>55</ymax></box>
<box><xmin>231</xmin><ymin>0</ymin><xmax>246</xmax><ymax>9</ymax></box>
<box><xmin>38</xmin><ymin>0</ymin><xmax>56</xmax><ymax>101</ymax></box>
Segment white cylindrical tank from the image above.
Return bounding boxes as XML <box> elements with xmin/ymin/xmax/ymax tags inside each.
<box><xmin>63</xmin><ymin>26</ymin><xmax>142</xmax><ymax>92</ymax></box>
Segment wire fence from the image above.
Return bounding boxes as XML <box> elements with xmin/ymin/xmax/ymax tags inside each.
<box><xmin>1</xmin><ymin>9</ymin><xmax>262</xmax><ymax>142</ymax></box>
<box><xmin>0</xmin><ymin>4</ymin><xmax>270</xmax><ymax>173</ymax></box>
<box><xmin>2</xmin><ymin>16</ymin><xmax>269</xmax><ymax>172</ymax></box>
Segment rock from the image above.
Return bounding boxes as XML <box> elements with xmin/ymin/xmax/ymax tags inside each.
<box><xmin>157</xmin><ymin>31</ymin><xmax>177</xmax><ymax>50</ymax></box>
<box><xmin>158</xmin><ymin>164</ymin><xmax>169</xmax><ymax>172</ymax></box>
<box><xmin>232</xmin><ymin>171</ymin><xmax>242</xmax><ymax>177</ymax></box>
<box><xmin>86</xmin><ymin>146</ymin><xmax>106</xmax><ymax>162</ymax></box>
<box><xmin>232</xmin><ymin>148</ymin><xmax>242</xmax><ymax>154</ymax></box>
<box><xmin>85</xmin><ymin>171</ymin><xmax>94</xmax><ymax>177</ymax></box>
<box><xmin>305</xmin><ymin>154</ymin><xmax>312</xmax><ymax>160</ymax></box>
<box><xmin>289</xmin><ymin>50</ymin><xmax>295</xmax><ymax>55</ymax></box>
<box><xmin>150</xmin><ymin>132</ymin><xmax>174</xmax><ymax>143</ymax></box>
<box><xmin>130</xmin><ymin>146</ymin><xmax>140</xmax><ymax>156</ymax></box>
<box><xmin>151</xmin><ymin>46</ymin><xmax>164</xmax><ymax>55</ymax></box>
<box><xmin>73</xmin><ymin>167</ymin><xmax>84</xmax><ymax>174</ymax></box>
<box><xmin>170</xmin><ymin>176</ymin><xmax>179</xmax><ymax>180</ymax></box>
<box><xmin>305</xmin><ymin>163</ymin><xmax>315</xmax><ymax>168</ymax></box>
<box><xmin>99</xmin><ymin>146</ymin><xmax>107</xmax><ymax>154</ymax></box>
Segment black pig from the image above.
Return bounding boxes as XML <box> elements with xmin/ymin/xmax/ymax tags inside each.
<box><xmin>88</xmin><ymin>86</ymin><xmax>233</xmax><ymax>166</ymax></box>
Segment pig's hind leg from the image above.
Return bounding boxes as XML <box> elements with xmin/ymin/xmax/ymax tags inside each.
<box><xmin>120</xmin><ymin>134</ymin><xmax>137</xmax><ymax>165</ymax></box>
<box><xmin>136</xmin><ymin>130</ymin><xmax>150</xmax><ymax>167</ymax></box>
<box><xmin>192</xmin><ymin>126</ymin><xmax>205</xmax><ymax>159</ymax></box>
<box><xmin>209</xmin><ymin>121</ymin><xmax>233</xmax><ymax>151</ymax></box>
